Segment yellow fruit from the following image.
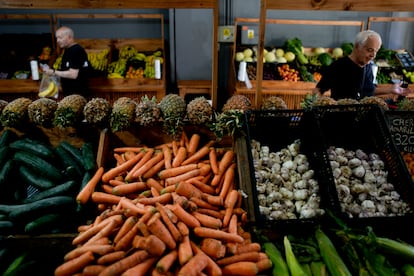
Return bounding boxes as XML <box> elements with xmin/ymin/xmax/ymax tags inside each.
<box><xmin>38</xmin><ymin>81</ymin><xmax>56</xmax><ymax>98</ymax></box>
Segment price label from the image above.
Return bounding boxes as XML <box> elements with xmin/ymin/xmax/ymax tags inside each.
<box><xmin>387</xmin><ymin>112</ymin><xmax>414</xmax><ymax>152</ymax></box>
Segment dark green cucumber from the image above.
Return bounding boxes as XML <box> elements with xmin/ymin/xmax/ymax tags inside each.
<box><xmin>0</xmin><ymin>146</ymin><xmax>10</xmax><ymax>166</ymax></box>
<box><xmin>82</xmin><ymin>142</ymin><xmax>97</xmax><ymax>172</ymax></box>
<box><xmin>7</xmin><ymin>196</ymin><xmax>76</xmax><ymax>221</ymax></box>
<box><xmin>0</xmin><ymin>220</ymin><xmax>14</xmax><ymax>234</ymax></box>
<box><xmin>19</xmin><ymin>165</ymin><xmax>56</xmax><ymax>191</ymax></box>
<box><xmin>59</xmin><ymin>141</ymin><xmax>85</xmax><ymax>169</ymax></box>
<box><xmin>13</xmin><ymin>151</ymin><xmax>62</xmax><ymax>182</ymax></box>
<box><xmin>9</xmin><ymin>138</ymin><xmax>56</xmax><ymax>160</ymax></box>
<box><xmin>24</xmin><ymin>213</ymin><xmax>64</xmax><ymax>234</ymax></box>
<box><xmin>22</xmin><ymin>180</ymin><xmax>78</xmax><ymax>204</ymax></box>
<box><xmin>0</xmin><ymin>129</ymin><xmax>17</xmax><ymax>147</ymax></box>
<box><xmin>0</xmin><ymin>159</ymin><xmax>13</xmax><ymax>189</ymax></box>
<box><xmin>55</xmin><ymin>143</ymin><xmax>84</xmax><ymax>177</ymax></box>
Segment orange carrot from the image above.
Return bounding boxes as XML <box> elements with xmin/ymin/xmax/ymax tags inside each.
<box><xmin>177</xmin><ymin>251</ymin><xmax>209</xmax><ymax>276</ymax></box>
<box><xmin>137</xmin><ymin>192</ymin><xmax>172</xmax><ymax>206</ymax></box>
<box><xmin>158</xmin><ymin>163</ymin><xmax>198</xmax><ymax>180</ymax></box>
<box><xmin>99</xmin><ymin>250</ymin><xmax>150</xmax><ymax>276</ymax></box>
<box><xmin>114</xmin><ymin>220</ymin><xmax>143</xmax><ymax>252</ymax></box>
<box><xmin>54</xmin><ymin>251</ymin><xmax>95</xmax><ymax>276</ymax></box>
<box><xmin>187</xmin><ymin>133</ymin><xmax>201</xmax><ymax>157</ymax></box>
<box><xmin>222</xmin><ymin>189</ymin><xmax>240</xmax><ymax>227</ymax></box>
<box><xmin>150</xmin><ymin>186</ymin><xmax>160</xmax><ymax>197</ymax></box>
<box><xmin>85</xmin><ymin>216</ymin><xmax>123</xmax><ymax>245</ymax></box>
<box><xmin>76</xmin><ymin>166</ymin><xmax>104</xmax><ymax>205</ymax></box>
<box><xmin>156</xmin><ymin>202</ymin><xmax>182</xmax><ymax>243</ymax></box>
<box><xmin>192</xmin><ymin>211</ymin><xmax>222</xmax><ymax>229</ymax></box>
<box><xmin>113</xmin><ymin>146</ymin><xmax>143</xmax><ymax>153</ymax></box>
<box><xmin>187</xmin><ymin>177</ymin><xmax>216</xmax><ymax>195</ymax></box>
<box><xmin>194</xmin><ymin>227</ymin><xmax>244</xmax><ymax>243</ymax></box>
<box><xmin>198</xmin><ymin>163</ymin><xmax>211</xmax><ymax>176</ymax></box>
<box><xmin>64</xmin><ymin>244</ymin><xmax>114</xmax><ymax>261</ymax></box>
<box><xmin>172</xmin><ymin>140</ymin><xmax>179</xmax><ymax>157</ymax></box>
<box><xmin>160</xmin><ymin>184</ymin><xmax>176</xmax><ymax>194</ymax></box>
<box><xmin>122</xmin><ymin>256</ymin><xmax>158</xmax><ymax>276</ymax></box>
<box><xmin>231</xmin><ymin>242</ymin><xmax>261</xmax><ymax>255</ymax></box>
<box><xmin>221</xmin><ymin>261</ymin><xmax>259</xmax><ymax>276</ymax></box>
<box><xmin>134</xmin><ymin>234</ymin><xmax>167</xmax><ymax>257</ymax></box>
<box><xmin>97</xmin><ymin>251</ymin><xmax>127</xmax><ymax>265</ymax></box>
<box><xmin>216</xmin><ymin>252</ymin><xmax>262</xmax><ymax>266</ymax></box>
<box><xmin>102</xmin><ymin>152</ymin><xmax>144</xmax><ymax>183</ymax></box>
<box><xmin>156</xmin><ymin>249</ymin><xmax>178</xmax><ymax>273</ymax></box>
<box><xmin>131</xmin><ymin>150</ymin><xmax>164</xmax><ymax>180</ymax></box>
<box><xmin>146</xmin><ymin>178</ymin><xmax>164</xmax><ymax>193</ymax></box>
<box><xmin>143</xmin><ymin>158</ymin><xmax>165</xmax><ymax>179</ymax></box>
<box><xmin>165</xmin><ymin>169</ymin><xmax>201</xmax><ymax>186</ymax></box>
<box><xmin>189</xmin><ymin>197</ymin><xmax>219</xmax><ymax>211</ymax></box>
<box><xmin>203</xmin><ymin>194</ymin><xmax>224</xmax><ymax>207</ymax></box>
<box><xmin>178</xmin><ymin>234</ymin><xmax>193</xmax><ymax>265</ymax></box>
<box><xmin>112</xmin><ymin>181</ymin><xmax>147</xmax><ymax>196</ymax></box>
<box><xmin>211</xmin><ymin>149</ymin><xmax>235</xmax><ymax>187</ymax></box>
<box><xmin>228</xmin><ymin>214</ymin><xmax>238</xmax><ymax>235</ymax></box>
<box><xmin>169</xmin><ymin>203</ymin><xmax>200</xmax><ymax>228</ymax></box>
<box><xmin>108</xmin><ymin>179</ymin><xmax>126</xmax><ymax>186</ymax></box>
<box><xmin>172</xmin><ymin>146</ymin><xmax>187</xmax><ymax>168</ymax></box>
<box><xmin>256</xmin><ymin>257</ymin><xmax>273</xmax><ymax>272</ymax></box>
<box><xmin>82</xmin><ymin>264</ymin><xmax>106</xmax><ymax>276</ymax></box>
<box><xmin>175</xmin><ymin>181</ymin><xmax>203</xmax><ymax>199</ymax></box>
<box><xmin>176</xmin><ymin>221</ymin><xmax>190</xmax><ymax>236</ymax></box>
<box><xmin>181</xmin><ymin>141</ymin><xmax>214</xmax><ymax>166</ymax></box>
<box><xmin>161</xmin><ymin>144</ymin><xmax>173</xmax><ymax>169</ymax></box>
<box><xmin>196</xmin><ymin>208</ymin><xmax>224</xmax><ymax>220</ymax></box>
<box><xmin>101</xmin><ymin>184</ymin><xmax>114</xmax><ymax>194</ymax></box>
<box><xmin>72</xmin><ymin>215</ymin><xmax>122</xmax><ymax>246</ymax></box>
<box><xmin>114</xmin><ymin>216</ymin><xmax>138</xmax><ymax>244</ymax></box>
<box><xmin>180</xmin><ymin>131</ymin><xmax>188</xmax><ymax>147</ymax></box>
<box><xmin>123</xmin><ymin>150</ymin><xmax>137</xmax><ymax>161</ymax></box>
<box><xmin>124</xmin><ymin>148</ymin><xmax>154</xmax><ymax>182</ymax></box>
<box><xmin>190</xmin><ymin>241</ymin><xmax>222</xmax><ymax>276</ymax></box>
<box><xmin>219</xmin><ymin>163</ymin><xmax>236</xmax><ymax>200</ymax></box>
<box><xmin>147</xmin><ymin>212</ymin><xmax>177</xmax><ymax>250</ymax></box>
<box><xmin>113</xmin><ymin>153</ymin><xmax>125</xmax><ymax>165</ymax></box>
<box><xmin>200</xmin><ymin>238</ymin><xmax>226</xmax><ymax>260</ymax></box>
<box><xmin>209</xmin><ymin>147</ymin><xmax>219</xmax><ymax>175</ymax></box>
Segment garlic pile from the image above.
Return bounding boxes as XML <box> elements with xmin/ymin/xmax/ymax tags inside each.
<box><xmin>251</xmin><ymin>139</ymin><xmax>325</xmax><ymax>220</ymax></box>
<box><xmin>328</xmin><ymin>146</ymin><xmax>412</xmax><ymax>218</ymax></box>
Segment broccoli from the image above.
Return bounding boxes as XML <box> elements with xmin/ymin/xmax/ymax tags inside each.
<box><xmin>284</xmin><ymin>38</ymin><xmax>309</xmax><ymax>65</ymax></box>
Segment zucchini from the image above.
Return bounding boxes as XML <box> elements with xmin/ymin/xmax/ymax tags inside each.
<box><xmin>24</xmin><ymin>213</ymin><xmax>64</xmax><ymax>234</ymax></box>
<box><xmin>82</xmin><ymin>142</ymin><xmax>97</xmax><ymax>172</ymax></box>
<box><xmin>22</xmin><ymin>180</ymin><xmax>78</xmax><ymax>204</ymax></box>
<box><xmin>7</xmin><ymin>196</ymin><xmax>76</xmax><ymax>221</ymax></box>
<box><xmin>19</xmin><ymin>165</ymin><xmax>56</xmax><ymax>191</ymax></box>
<box><xmin>13</xmin><ymin>151</ymin><xmax>63</xmax><ymax>182</ymax></box>
<box><xmin>9</xmin><ymin>138</ymin><xmax>56</xmax><ymax>161</ymax></box>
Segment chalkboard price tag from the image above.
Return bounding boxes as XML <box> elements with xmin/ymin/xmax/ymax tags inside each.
<box><xmin>386</xmin><ymin>111</ymin><xmax>414</xmax><ymax>153</ymax></box>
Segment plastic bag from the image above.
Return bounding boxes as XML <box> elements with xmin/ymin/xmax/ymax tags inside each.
<box><xmin>38</xmin><ymin>72</ymin><xmax>60</xmax><ymax>99</ymax></box>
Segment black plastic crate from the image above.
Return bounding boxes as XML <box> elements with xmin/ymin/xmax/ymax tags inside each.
<box><xmin>244</xmin><ymin>110</ymin><xmax>335</xmax><ymax>231</ymax></box>
<box><xmin>312</xmin><ymin>104</ymin><xmax>414</xmax><ymax>230</ymax></box>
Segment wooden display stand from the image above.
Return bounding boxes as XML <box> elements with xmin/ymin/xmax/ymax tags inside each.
<box><xmin>229</xmin><ymin>17</ymin><xmax>364</xmax><ymax>109</ymax></box>
<box><xmin>177</xmin><ymin>80</ymin><xmax>212</xmax><ymax>100</ymax></box>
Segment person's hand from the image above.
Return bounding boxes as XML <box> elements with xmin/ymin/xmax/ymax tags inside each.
<box><xmin>391</xmin><ymin>83</ymin><xmax>412</xmax><ymax>96</ymax></box>
<box><xmin>44</xmin><ymin>68</ymin><xmax>55</xmax><ymax>76</ymax></box>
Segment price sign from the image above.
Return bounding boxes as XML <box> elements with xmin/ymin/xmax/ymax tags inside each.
<box><xmin>386</xmin><ymin>111</ymin><xmax>414</xmax><ymax>153</ymax></box>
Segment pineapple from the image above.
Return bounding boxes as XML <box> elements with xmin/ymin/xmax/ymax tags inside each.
<box><xmin>359</xmin><ymin>96</ymin><xmax>389</xmax><ymax>110</ymax></box>
<box><xmin>83</xmin><ymin>97</ymin><xmax>111</xmax><ymax>127</ymax></box>
<box><xmin>28</xmin><ymin>98</ymin><xmax>58</xmax><ymax>128</ymax></box>
<box><xmin>300</xmin><ymin>93</ymin><xmax>318</xmax><ymax>109</ymax></box>
<box><xmin>110</xmin><ymin>97</ymin><xmax>137</xmax><ymax>132</ymax></box>
<box><xmin>186</xmin><ymin>96</ymin><xmax>213</xmax><ymax>125</ymax></box>
<box><xmin>54</xmin><ymin>94</ymin><xmax>87</xmax><ymax>128</ymax></box>
<box><xmin>0</xmin><ymin>100</ymin><xmax>8</xmax><ymax>113</ymax></box>
<box><xmin>135</xmin><ymin>95</ymin><xmax>161</xmax><ymax>127</ymax></box>
<box><xmin>312</xmin><ymin>95</ymin><xmax>337</xmax><ymax>106</ymax></box>
<box><xmin>261</xmin><ymin>96</ymin><xmax>288</xmax><ymax>110</ymax></box>
<box><xmin>397</xmin><ymin>98</ymin><xmax>414</xmax><ymax>111</ymax></box>
<box><xmin>336</xmin><ymin>98</ymin><xmax>360</xmax><ymax>105</ymax></box>
<box><xmin>222</xmin><ymin>95</ymin><xmax>252</xmax><ymax>112</ymax></box>
<box><xmin>0</xmin><ymin>97</ymin><xmax>32</xmax><ymax>128</ymax></box>
<box><xmin>158</xmin><ymin>94</ymin><xmax>186</xmax><ymax>137</ymax></box>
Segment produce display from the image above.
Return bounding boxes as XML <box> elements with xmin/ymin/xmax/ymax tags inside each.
<box><xmin>235</xmin><ymin>37</ymin><xmax>414</xmax><ymax>85</ymax></box>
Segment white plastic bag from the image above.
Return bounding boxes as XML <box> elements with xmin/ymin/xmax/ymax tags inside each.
<box><xmin>38</xmin><ymin>72</ymin><xmax>60</xmax><ymax>98</ymax></box>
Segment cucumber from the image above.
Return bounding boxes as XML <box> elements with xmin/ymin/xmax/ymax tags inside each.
<box><xmin>2</xmin><ymin>252</ymin><xmax>27</xmax><ymax>276</ymax></box>
<box><xmin>55</xmin><ymin>144</ymin><xmax>84</xmax><ymax>177</ymax></box>
<box><xmin>82</xmin><ymin>142</ymin><xmax>97</xmax><ymax>172</ymax></box>
<box><xmin>0</xmin><ymin>146</ymin><xmax>10</xmax><ymax>166</ymax></box>
<box><xmin>9</xmin><ymin>137</ymin><xmax>56</xmax><ymax>161</ymax></box>
<box><xmin>0</xmin><ymin>220</ymin><xmax>14</xmax><ymax>234</ymax></box>
<box><xmin>24</xmin><ymin>213</ymin><xmax>64</xmax><ymax>234</ymax></box>
<box><xmin>0</xmin><ymin>129</ymin><xmax>17</xmax><ymax>147</ymax></box>
<box><xmin>13</xmin><ymin>151</ymin><xmax>63</xmax><ymax>182</ymax></box>
<box><xmin>59</xmin><ymin>141</ymin><xmax>85</xmax><ymax>170</ymax></box>
<box><xmin>22</xmin><ymin>180</ymin><xmax>78</xmax><ymax>204</ymax></box>
<box><xmin>0</xmin><ymin>159</ymin><xmax>17</xmax><ymax>203</ymax></box>
<box><xmin>19</xmin><ymin>165</ymin><xmax>56</xmax><ymax>191</ymax></box>
<box><xmin>7</xmin><ymin>196</ymin><xmax>76</xmax><ymax>221</ymax></box>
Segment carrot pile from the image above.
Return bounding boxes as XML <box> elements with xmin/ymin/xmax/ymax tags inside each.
<box><xmin>54</xmin><ymin>132</ymin><xmax>272</xmax><ymax>276</ymax></box>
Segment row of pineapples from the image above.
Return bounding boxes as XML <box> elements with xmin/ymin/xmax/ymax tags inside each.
<box><xmin>1</xmin><ymin>93</ymin><xmax>412</xmax><ymax>139</ymax></box>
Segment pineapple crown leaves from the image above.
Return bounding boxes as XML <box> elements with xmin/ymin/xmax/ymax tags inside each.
<box><xmin>397</xmin><ymin>98</ymin><xmax>414</xmax><ymax>111</ymax></box>
<box><xmin>210</xmin><ymin>109</ymin><xmax>246</xmax><ymax>140</ymax></box>
<box><xmin>53</xmin><ymin>107</ymin><xmax>80</xmax><ymax>128</ymax></box>
<box><xmin>53</xmin><ymin>95</ymin><xmax>87</xmax><ymax>128</ymax></box>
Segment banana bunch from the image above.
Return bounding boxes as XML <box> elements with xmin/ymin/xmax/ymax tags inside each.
<box><xmin>53</xmin><ymin>55</ymin><xmax>62</xmax><ymax>70</ymax></box>
<box><xmin>88</xmin><ymin>48</ymin><xmax>110</xmax><ymax>71</ymax></box>
<box><xmin>38</xmin><ymin>80</ymin><xmax>58</xmax><ymax>98</ymax></box>
<box><xmin>119</xmin><ymin>45</ymin><xmax>138</xmax><ymax>59</ymax></box>
<box><xmin>144</xmin><ymin>54</ymin><xmax>164</xmax><ymax>78</ymax></box>
<box><xmin>107</xmin><ymin>58</ymin><xmax>128</xmax><ymax>76</ymax></box>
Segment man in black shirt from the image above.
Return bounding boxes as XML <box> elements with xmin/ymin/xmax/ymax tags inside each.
<box><xmin>313</xmin><ymin>30</ymin><xmax>411</xmax><ymax>100</ymax></box>
<box><xmin>45</xmin><ymin>26</ymin><xmax>90</xmax><ymax>96</ymax></box>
